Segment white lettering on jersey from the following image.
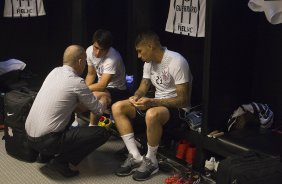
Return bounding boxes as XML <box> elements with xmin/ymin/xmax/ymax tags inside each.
<box><xmin>166</xmin><ymin>0</ymin><xmax>206</xmax><ymax>37</ymax></box>
<box><xmin>4</xmin><ymin>0</ymin><xmax>46</xmax><ymax>18</ymax></box>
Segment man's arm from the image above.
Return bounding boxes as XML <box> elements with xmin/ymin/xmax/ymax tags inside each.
<box><xmin>149</xmin><ymin>82</ymin><xmax>190</xmax><ymax>108</ymax></box>
<box><xmin>85</xmin><ymin>65</ymin><xmax>96</xmax><ymax>86</ymax></box>
<box><xmin>88</xmin><ymin>73</ymin><xmax>112</xmax><ymax>92</ymax></box>
<box><xmin>75</xmin><ymin>82</ymin><xmax>109</xmax><ymax>115</ymax></box>
<box><xmin>129</xmin><ymin>78</ymin><xmax>151</xmax><ymax>105</ymax></box>
<box><xmin>133</xmin><ymin>83</ymin><xmax>189</xmax><ymax>110</ymax></box>
<box><xmin>134</xmin><ymin>78</ymin><xmax>151</xmax><ymax>99</ymax></box>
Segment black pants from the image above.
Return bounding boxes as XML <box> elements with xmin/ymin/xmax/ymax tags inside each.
<box><xmin>27</xmin><ymin>126</ymin><xmax>110</xmax><ymax>166</ymax></box>
<box><xmin>106</xmin><ymin>88</ymin><xmax>130</xmax><ymax>104</ymax></box>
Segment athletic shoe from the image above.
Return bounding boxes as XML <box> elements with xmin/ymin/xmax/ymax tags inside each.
<box><xmin>115</xmin><ymin>153</ymin><xmax>141</xmax><ymax>176</ymax></box>
<box><xmin>37</xmin><ymin>154</ymin><xmax>54</xmax><ymax>163</ymax></box>
<box><xmin>132</xmin><ymin>157</ymin><xmax>159</xmax><ymax>181</ymax></box>
<box><xmin>46</xmin><ymin>159</ymin><xmax>79</xmax><ymax>178</ymax></box>
<box><xmin>204</xmin><ymin>157</ymin><xmax>216</xmax><ymax>171</ymax></box>
<box><xmin>204</xmin><ymin>157</ymin><xmax>218</xmax><ymax>179</ymax></box>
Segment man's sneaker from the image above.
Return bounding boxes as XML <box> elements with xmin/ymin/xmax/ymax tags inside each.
<box><xmin>204</xmin><ymin>157</ymin><xmax>217</xmax><ymax>179</ymax></box>
<box><xmin>46</xmin><ymin>159</ymin><xmax>79</xmax><ymax>178</ymax></box>
<box><xmin>132</xmin><ymin>157</ymin><xmax>159</xmax><ymax>181</ymax></box>
<box><xmin>37</xmin><ymin>153</ymin><xmax>55</xmax><ymax>163</ymax></box>
<box><xmin>115</xmin><ymin>153</ymin><xmax>141</xmax><ymax>176</ymax></box>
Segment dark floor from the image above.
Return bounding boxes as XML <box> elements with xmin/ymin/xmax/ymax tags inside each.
<box><xmin>0</xmin><ymin>130</ymin><xmax>174</xmax><ymax>184</ymax></box>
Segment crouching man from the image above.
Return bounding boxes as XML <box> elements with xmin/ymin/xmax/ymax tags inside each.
<box><xmin>25</xmin><ymin>45</ymin><xmax>111</xmax><ymax>178</ymax></box>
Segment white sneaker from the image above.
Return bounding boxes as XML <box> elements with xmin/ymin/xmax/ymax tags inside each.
<box><xmin>71</xmin><ymin>120</ymin><xmax>79</xmax><ymax>127</ymax></box>
<box><xmin>89</xmin><ymin>123</ymin><xmax>98</xmax><ymax>127</ymax></box>
<box><xmin>205</xmin><ymin>157</ymin><xmax>216</xmax><ymax>171</ymax></box>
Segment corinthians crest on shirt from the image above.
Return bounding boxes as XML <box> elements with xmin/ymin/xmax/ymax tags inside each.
<box><xmin>97</xmin><ymin>66</ymin><xmax>104</xmax><ymax>76</ymax></box>
<box><xmin>161</xmin><ymin>68</ymin><xmax>170</xmax><ymax>82</ymax></box>
<box><xmin>154</xmin><ymin>67</ymin><xmax>171</xmax><ymax>85</ymax></box>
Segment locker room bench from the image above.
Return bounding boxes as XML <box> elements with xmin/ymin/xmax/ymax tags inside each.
<box><xmin>203</xmin><ymin>127</ymin><xmax>282</xmax><ymax>158</ymax></box>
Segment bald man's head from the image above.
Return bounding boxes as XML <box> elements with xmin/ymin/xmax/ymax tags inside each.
<box><xmin>63</xmin><ymin>45</ymin><xmax>87</xmax><ymax>75</ymax></box>
<box><xmin>63</xmin><ymin>45</ymin><xmax>86</xmax><ymax>66</ymax></box>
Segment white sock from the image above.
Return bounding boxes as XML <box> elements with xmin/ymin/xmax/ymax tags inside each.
<box><xmin>89</xmin><ymin>123</ymin><xmax>94</xmax><ymax>126</ymax></box>
<box><xmin>72</xmin><ymin>113</ymin><xmax>79</xmax><ymax>127</ymax></box>
<box><xmin>146</xmin><ymin>143</ymin><xmax>158</xmax><ymax>166</ymax></box>
<box><xmin>121</xmin><ymin>133</ymin><xmax>142</xmax><ymax>162</ymax></box>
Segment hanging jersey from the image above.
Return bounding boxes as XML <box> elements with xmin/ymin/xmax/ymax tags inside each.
<box><xmin>165</xmin><ymin>0</ymin><xmax>206</xmax><ymax>37</ymax></box>
<box><xmin>4</xmin><ymin>0</ymin><xmax>46</xmax><ymax>18</ymax></box>
<box><xmin>248</xmin><ymin>0</ymin><xmax>282</xmax><ymax>24</ymax></box>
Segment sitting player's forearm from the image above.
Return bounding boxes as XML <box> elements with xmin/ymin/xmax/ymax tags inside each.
<box><xmin>89</xmin><ymin>83</ymin><xmax>106</xmax><ymax>92</ymax></box>
<box><xmin>133</xmin><ymin>78</ymin><xmax>150</xmax><ymax>99</ymax></box>
<box><xmin>85</xmin><ymin>75</ymin><xmax>95</xmax><ymax>86</ymax></box>
<box><xmin>85</xmin><ymin>79</ymin><xmax>92</xmax><ymax>86</ymax></box>
<box><xmin>150</xmin><ymin>97</ymin><xmax>189</xmax><ymax>108</ymax></box>
<box><xmin>134</xmin><ymin>90</ymin><xmax>146</xmax><ymax>99</ymax></box>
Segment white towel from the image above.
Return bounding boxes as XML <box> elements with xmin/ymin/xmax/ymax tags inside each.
<box><xmin>0</xmin><ymin>59</ymin><xmax>26</xmax><ymax>76</ymax></box>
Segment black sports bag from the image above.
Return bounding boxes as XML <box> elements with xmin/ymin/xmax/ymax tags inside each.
<box><xmin>216</xmin><ymin>151</ymin><xmax>282</xmax><ymax>184</ymax></box>
<box><xmin>3</xmin><ymin>88</ymin><xmax>39</xmax><ymax>162</ymax></box>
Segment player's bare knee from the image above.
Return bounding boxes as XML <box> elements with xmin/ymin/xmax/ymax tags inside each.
<box><xmin>146</xmin><ymin>109</ymin><xmax>161</xmax><ymax>122</ymax></box>
<box><xmin>112</xmin><ymin>101</ymin><xmax>122</xmax><ymax>114</ymax></box>
<box><xmin>112</xmin><ymin>100</ymin><xmax>127</xmax><ymax>115</ymax></box>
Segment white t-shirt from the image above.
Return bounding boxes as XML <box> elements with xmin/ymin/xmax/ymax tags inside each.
<box><xmin>248</xmin><ymin>0</ymin><xmax>282</xmax><ymax>24</ymax></box>
<box><xmin>165</xmin><ymin>0</ymin><xmax>206</xmax><ymax>37</ymax></box>
<box><xmin>86</xmin><ymin>46</ymin><xmax>127</xmax><ymax>90</ymax></box>
<box><xmin>143</xmin><ymin>48</ymin><xmax>192</xmax><ymax>110</ymax></box>
<box><xmin>4</xmin><ymin>0</ymin><xmax>46</xmax><ymax>18</ymax></box>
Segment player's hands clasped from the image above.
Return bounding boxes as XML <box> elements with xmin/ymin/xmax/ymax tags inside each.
<box><xmin>129</xmin><ymin>96</ymin><xmax>152</xmax><ymax>111</ymax></box>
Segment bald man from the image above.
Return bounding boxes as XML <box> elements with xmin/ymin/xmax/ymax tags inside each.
<box><xmin>25</xmin><ymin>45</ymin><xmax>111</xmax><ymax>178</ymax></box>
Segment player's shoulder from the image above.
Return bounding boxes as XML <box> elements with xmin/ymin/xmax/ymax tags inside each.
<box><xmin>166</xmin><ymin>49</ymin><xmax>186</xmax><ymax>62</ymax></box>
<box><xmin>105</xmin><ymin>47</ymin><xmax>122</xmax><ymax>62</ymax></box>
<box><xmin>166</xmin><ymin>50</ymin><xmax>188</xmax><ymax>70</ymax></box>
<box><xmin>86</xmin><ymin>45</ymin><xmax>93</xmax><ymax>54</ymax></box>
<box><xmin>108</xmin><ymin>47</ymin><xmax>122</xmax><ymax>57</ymax></box>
